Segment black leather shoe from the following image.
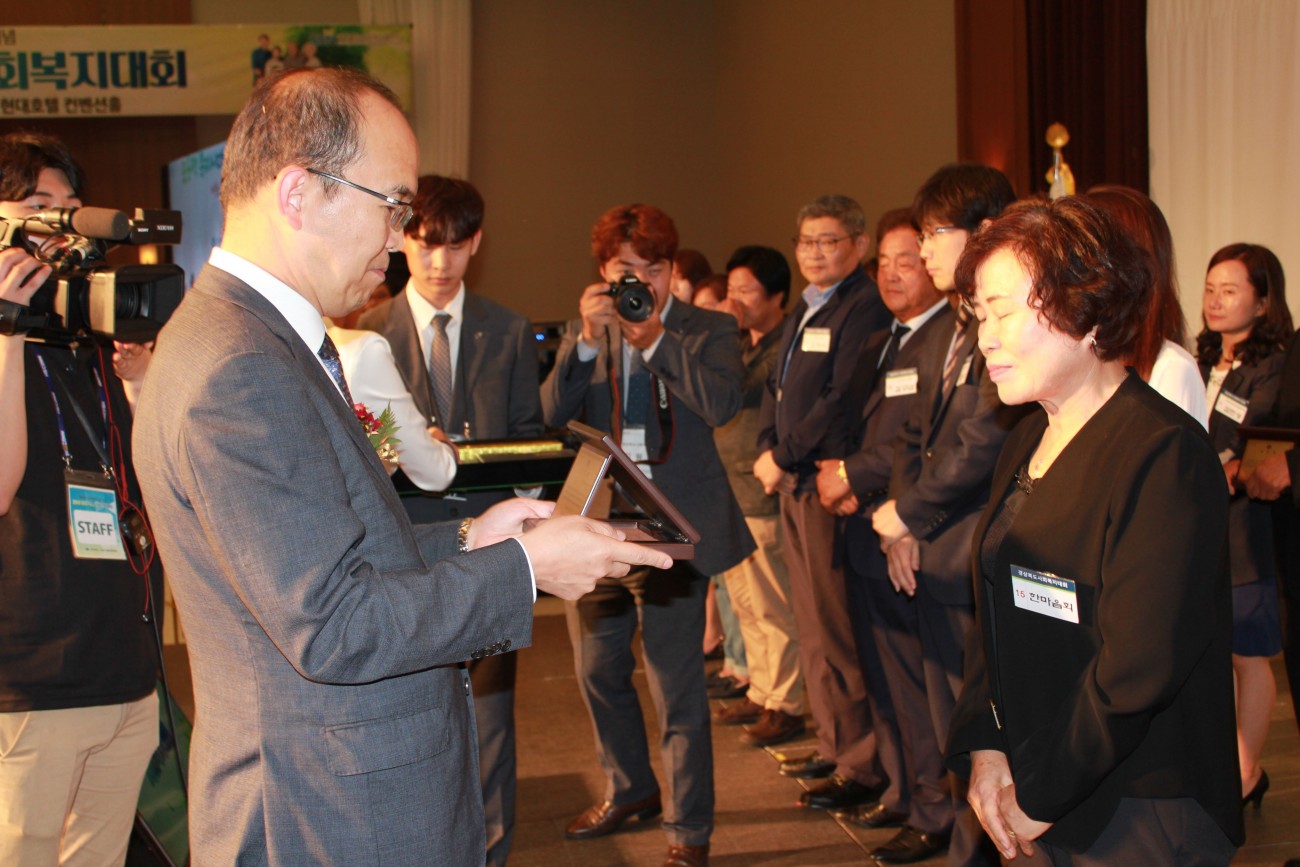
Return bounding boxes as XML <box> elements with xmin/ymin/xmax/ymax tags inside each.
<box><xmin>834</xmin><ymin>800</ymin><xmax>908</xmax><ymax>829</ymax></box>
<box><xmin>564</xmin><ymin>793</ymin><xmax>662</xmax><ymax>840</ymax></box>
<box><xmin>799</xmin><ymin>775</ymin><xmax>883</xmax><ymax>810</ymax></box>
<box><xmin>777</xmin><ymin>751</ymin><xmax>835</xmax><ymax>779</ymax></box>
<box><xmin>871</xmin><ymin>825</ymin><xmax>950</xmax><ymax>863</ymax></box>
<box><xmin>706</xmin><ymin>675</ymin><xmax>748</xmax><ymax>699</ymax></box>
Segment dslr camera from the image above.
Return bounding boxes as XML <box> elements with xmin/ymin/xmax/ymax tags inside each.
<box><xmin>606</xmin><ymin>274</ymin><xmax>656</xmax><ymax>323</ymax></box>
<box><xmin>0</xmin><ymin>206</ymin><xmax>185</xmax><ymax>345</ymax></box>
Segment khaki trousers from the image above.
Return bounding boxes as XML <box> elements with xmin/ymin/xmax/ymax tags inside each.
<box><xmin>720</xmin><ymin>514</ymin><xmax>804</xmax><ymax>715</ymax></box>
<box><xmin>0</xmin><ymin>693</ymin><xmax>157</xmax><ymax>867</ymax></box>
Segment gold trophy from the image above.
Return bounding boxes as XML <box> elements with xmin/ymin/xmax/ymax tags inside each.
<box><xmin>1045</xmin><ymin>123</ymin><xmax>1076</xmax><ymax>199</ymax></box>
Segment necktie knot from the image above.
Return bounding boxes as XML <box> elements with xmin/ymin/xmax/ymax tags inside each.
<box><xmin>434</xmin><ymin>312</ymin><xmax>451</xmax><ymax>335</ymax></box>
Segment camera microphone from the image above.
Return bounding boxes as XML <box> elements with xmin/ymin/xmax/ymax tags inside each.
<box><xmin>27</xmin><ymin>207</ymin><xmax>131</xmax><ymax>242</ymax></box>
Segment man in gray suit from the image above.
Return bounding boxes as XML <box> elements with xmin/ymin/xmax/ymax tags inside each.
<box><xmin>134</xmin><ymin>68</ymin><xmax>668</xmax><ymax>867</ymax></box>
<box><xmin>542</xmin><ymin>204</ymin><xmax>754</xmax><ymax>867</ymax></box>
<box><xmin>357</xmin><ymin>175</ymin><xmax>540</xmax><ymax>866</ymax></box>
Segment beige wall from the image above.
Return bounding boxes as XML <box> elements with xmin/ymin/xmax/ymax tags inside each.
<box><xmin>469</xmin><ymin>0</ymin><xmax>958</xmax><ymax>323</ymax></box>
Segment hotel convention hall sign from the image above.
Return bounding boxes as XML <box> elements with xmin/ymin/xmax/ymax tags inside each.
<box><xmin>0</xmin><ymin>24</ymin><xmax>412</xmax><ymax>118</ymax></box>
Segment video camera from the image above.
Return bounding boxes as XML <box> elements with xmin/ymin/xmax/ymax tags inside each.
<box><xmin>606</xmin><ymin>274</ymin><xmax>656</xmax><ymax>323</ymax></box>
<box><xmin>0</xmin><ymin>206</ymin><xmax>185</xmax><ymax>345</ymax></box>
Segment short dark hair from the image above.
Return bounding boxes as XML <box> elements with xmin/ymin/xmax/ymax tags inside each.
<box><xmin>692</xmin><ymin>274</ymin><xmax>726</xmax><ymax>306</ymax></box>
<box><xmin>590</xmin><ymin>204</ymin><xmax>678</xmax><ymax>265</ymax></box>
<box><xmin>674</xmin><ymin>249</ymin><xmax>713</xmax><ymax>288</ymax></box>
<box><xmin>874</xmin><ymin>207</ymin><xmax>917</xmax><ymax>245</ymax></box>
<box><xmin>725</xmin><ymin>245</ymin><xmax>791</xmax><ymax>307</ymax></box>
<box><xmin>406</xmin><ymin>175</ymin><xmax>483</xmax><ymax>245</ymax></box>
<box><xmin>796</xmin><ymin>194</ymin><xmax>866</xmax><ymax>237</ymax></box>
<box><xmin>912</xmin><ymin>163</ymin><xmax>1015</xmax><ymax>232</ymax></box>
<box><xmin>1195</xmin><ymin>243</ymin><xmax>1294</xmax><ymax>367</ymax></box>
<box><xmin>0</xmin><ymin>132</ymin><xmax>85</xmax><ymax>202</ymax></box>
<box><xmin>221</xmin><ymin>67</ymin><xmax>403</xmax><ymax>210</ymax></box>
<box><xmin>954</xmin><ymin>197</ymin><xmax>1148</xmax><ymax>363</ymax></box>
<box><xmin>1082</xmin><ymin>184</ymin><xmax>1187</xmax><ymax>379</ymax></box>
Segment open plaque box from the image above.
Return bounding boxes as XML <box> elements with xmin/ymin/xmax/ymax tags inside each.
<box><xmin>553</xmin><ymin>421</ymin><xmax>699</xmax><ymax>559</ymax></box>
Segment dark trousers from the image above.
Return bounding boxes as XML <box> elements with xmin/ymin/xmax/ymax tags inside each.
<box><xmin>564</xmin><ymin>563</ymin><xmax>714</xmax><ymax>847</ymax></box>
<box><xmin>851</xmin><ymin>537</ymin><xmax>950</xmax><ymax>831</ymax></box>
<box><xmin>1014</xmin><ymin>797</ymin><xmax>1236</xmax><ymax>866</ymax></box>
<box><xmin>781</xmin><ymin>491</ymin><xmax>883</xmax><ymax>786</ymax></box>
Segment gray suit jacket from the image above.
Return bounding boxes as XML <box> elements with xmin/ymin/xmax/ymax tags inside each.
<box><xmin>541</xmin><ymin>301</ymin><xmax>755</xmax><ymax>576</ymax></box>
<box><xmin>135</xmin><ymin>265</ymin><xmax>535</xmax><ymax>866</ymax></box>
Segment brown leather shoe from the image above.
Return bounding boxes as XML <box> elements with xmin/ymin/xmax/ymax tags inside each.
<box><xmin>564</xmin><ymin>793</ymin><xmax>662</xmax><ymax>840</ymax></box>
<box><xmin>739</xmin><ymin>709</ymin><xmax>806</xmax><ymax>746</ymax></box>
<box><xmin>713</xmin><ymin>697</ymin><xmax>762</xmax><ymax>725</ymax></box>
<box><xmin>664</xmin><ymin>843</ymin><xmax>709</xmax><ymax>866</ymax></box>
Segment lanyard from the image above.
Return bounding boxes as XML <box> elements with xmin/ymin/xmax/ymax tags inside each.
<box><xmin>32</xmin><ymin>347</ymin><xmax>112</xmax><ymax>474</ymax></box>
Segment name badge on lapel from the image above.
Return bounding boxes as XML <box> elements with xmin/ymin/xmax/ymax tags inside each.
<box><xmin>801</xmin><ymin>327</ymin><xmax>831</xmax><ymax>353</ymax></box>
<box><xmin>884</xmin><ymin>368</ymin><xmax>919</xmax><ymax>397</ymax></box>
<box><xmin>1010</xmin><ymin>564</ymin><xmax>1078</xmax><ymax>624</ymax></box>
<box><xmin>66</xmin><ymin>468</ymin><xmax>127</xmax><ymax>560</ymax></box>
<box><xmin>1214</xmin><ymin>390</ymin><xmax>1248</xmax><ymax>424</ymax></box>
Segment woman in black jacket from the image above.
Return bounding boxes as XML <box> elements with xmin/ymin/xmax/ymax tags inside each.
<box><xmin>946</xmin><ymin>198</ymin><xmax>1242</xmax><ymax>864</ymax></box>
<box><xmin>1197</xmin><ymin>242</ymin><xmax>1294</xmax><ymax>810</ymax></box>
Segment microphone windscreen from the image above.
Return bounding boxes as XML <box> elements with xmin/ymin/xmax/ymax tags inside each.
<box><xmin>69</xmin><ymin>207</ymin><xmax>130</xmax><ymax>241</ymax></box>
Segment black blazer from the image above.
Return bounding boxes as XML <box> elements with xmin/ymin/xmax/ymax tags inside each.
<box><xmin>888</xmin><ymin>315</ymin><xmax>1031</xmax><ymax>605</ymax></box>
<box><xmin>947</xmin><ymin>375</ymin><xmax>1242</xmax><ymax>852</ymax></box>
<box><xmin>1201</xmin><ymin>351</ymin><xmax>1286</xmax><ymax>586</ymax></box>
<box><xmin>541</xmin><ymin>300</ymin><xmax>755</xmax><ymax>577</ymax></box>
<box><xmin>838</xmin><ymin>306</ymin><xmax>956</xmax><ymax>576</ymax></box>
<box><xmin>757</xmin><ymin>266</ymin><xmax>891</xmax><ymax>484</ymax></box>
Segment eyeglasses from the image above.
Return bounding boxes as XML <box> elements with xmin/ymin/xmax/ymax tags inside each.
<box><xmin>793</xmin><ymin>235</ymin><xmax>852</xmax><ymax>253</ymax></box>
<box><xmin>306</xmin><ymin>168</ymin><xmax>414</xmax><ymax>230</ymax></box>
<box><xmin>917</xmin><ymin>225</ymin><xmax>961</xmax><ymax>246</ymax></box>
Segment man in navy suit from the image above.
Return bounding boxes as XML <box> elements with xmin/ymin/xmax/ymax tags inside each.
<box><xmin>871</xmin><ymin>164</ymin><xmax>1021</xmax><ymax>865</ymax></box>
<box><xmin>543</xmin><ymin>204</ymin><xmax>753</xmax><ymax>867</ymax></box>
<box><xmin>816</xmin><ymin>208</ymin><xmax>955</xmax><ymax>854</ymax></box>
<box><xmin>357</xmin><ymin>175</ymin><xmax>542</xmax><ymax>866</ymax></box>
<box><xmin>754</xmin><ymin>195</ymin><xmax>894</xmax><ymax>812</ymax></box>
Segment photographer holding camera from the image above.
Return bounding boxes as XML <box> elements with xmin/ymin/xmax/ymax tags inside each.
<box><xmin>542</xmin><ymin>204</ymin><xmax>753</xmax><ymax>867</ymax></box>
<box><xmin>0</xmin><ymin>132</ymin><xmax>160</xmax><ymax>865</ymax></box>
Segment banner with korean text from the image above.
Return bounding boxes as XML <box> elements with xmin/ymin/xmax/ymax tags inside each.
<box><xmin>0</xmin><ymin>24</ymin><xmax>412</xmax><ymax>119</ymax></box>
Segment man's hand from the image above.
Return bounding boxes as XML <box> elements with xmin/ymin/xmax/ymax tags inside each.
<box><xmin>753</xmin><ymin>449</ymin><xmax>788</xmax><ymax>495</ymax></box>
<box><xmin>1245</xmin><ymin>452</ymin><xmax>1291</xmax><ymax>501</ymax></box>
<box><xmin>519</xmin><ymin>514</ymin><xmax>672</xmax><ymax>600</ymax></box>
<box><xmin>968</xmin><ymin>750</ymin><xmax>1028</xmax><ymax>860</ymax></box>
<box><xmin>1223</xmin><ymin>458</ymin><xmax>1241</xmax><ymax>496</ymax></box>
<box><xmin>0</xmin><ymin>246</ymin><xmax>50</xmax><ymax>310</ymax></box>
<box><xmin>620</xmin><ymin>308</ymin><xmax>665</xmax><ymax>351</ymax></box>
<box><xmin>469</xmin><ymin>498</ymin><xmax>555</xmax><ymax>549</ymax></box>
<box><xmin>871</xmin><ymin>498</ymin><xmax>910</xmax><ymax>546</ymax></box>
<box><xmin>578</xmin><ymin>282</ymin><xmax>618</xmax><ymax>345</ymax></box>
<box><xmin>815</xmin><ymin>459</ymin><xmax>852</xmax><ymax>514</ymax></box>
<box><xmin>884</xmin><ymin>533</ymin><xmax>920</xmax><ymax>596</ymax></box>
<box><xmin>112</xmin><ymin>341</ymin><xmax>153</xmax><ymax>384</ymax></box>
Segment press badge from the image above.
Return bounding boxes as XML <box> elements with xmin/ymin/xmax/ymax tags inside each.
<box><xmin>621</xmin><ymin>427</ymin><xmax>653</xmax><ymax>478</ymax></box>
<box><xmin>885</xmin><ymin>367</ymin><xmax>919</xmax><ymax>397</ymax></box>
<box><xmin>1010</xmin><ymin>564</ymin><xmax>1078</xmax><ymax>624</ymax></box>
<box><xmin>1214</xmin><ymin>390</ymin><xmax>1248</xmax><ymax>424</ymax></box>
<box><xmin>801</xmin><ymin>327</ymin><xmax>831</xmax><ymax>353</ymax></box>
<box><xmin>66</xmin><ymin>468</ymin><xmax>127</xmax><ymax>560</ymax></box>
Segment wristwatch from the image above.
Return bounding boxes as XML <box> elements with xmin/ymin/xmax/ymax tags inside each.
<box><xmin>457</xmin><ymin>518</ymin><xmax>473</xmax><ymax>553</ymax></box>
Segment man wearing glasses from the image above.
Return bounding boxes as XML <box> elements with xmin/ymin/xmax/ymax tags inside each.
<box><xmin>134</xmin><ymin>68</ymin><xmax>668</xmax><ymax>866</ymax></box>
<box><xmin>754</xmin><ymin>195</ymin><xmax>894</xmax><ymax>813</ymax></box>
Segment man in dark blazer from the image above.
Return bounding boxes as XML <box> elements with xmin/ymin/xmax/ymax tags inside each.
<box><xmin>815</xmin><ymin>209</ymin><xmax>954</xmax><ymax>849</ymax></box>
<box><xmin>133</xmin><ymin>68</ymin><xmax>667</xmax><ymax>866</ymax></box>
<box><xmin>870</xmin><ymin>164</ymin><xmax>1023</xmax><ymax>866</ymax></box>
<box><xmin>357</xmin><ymin>175</ymin><xmax>541</xmax><ymax>867</ymax></box>
<box><xmin>754</xmin><ymin>194</ymin><xmax>894</xmax><ymax>812</ymax></box>
<box><xmin>542</xmin><ymin>204</ymin><xmax>753</xmax><ymax>867</ymax></box>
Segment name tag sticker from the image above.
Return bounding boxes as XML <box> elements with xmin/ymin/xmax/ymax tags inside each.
<box><xmin>885</xmin><ymin>367</ymin><xmax>919</xmax><ymax>397</ymax></box>
<box><xmin>801</xmin><ymin>327</ymin><xmax>831</xmax><ymax>353</ymax></box>
<box><xmin>66</xmin><ymin>480</ymin><xmax>127</xmax><ymax>560</ymax></box>
<box><xmin>957</xmin><ymin>355</ymin><xmax>973</xmax><ymax>385</ymax></box>
<box><xmin>1010</xmin><ymin>564</ymin><xmax>1078</xmax><ymax>624</ymax></box>
<box><xmin>1214</xmin><ymin>390</ymin><xmax>1248</xmax><ymax>424</ymax></box>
